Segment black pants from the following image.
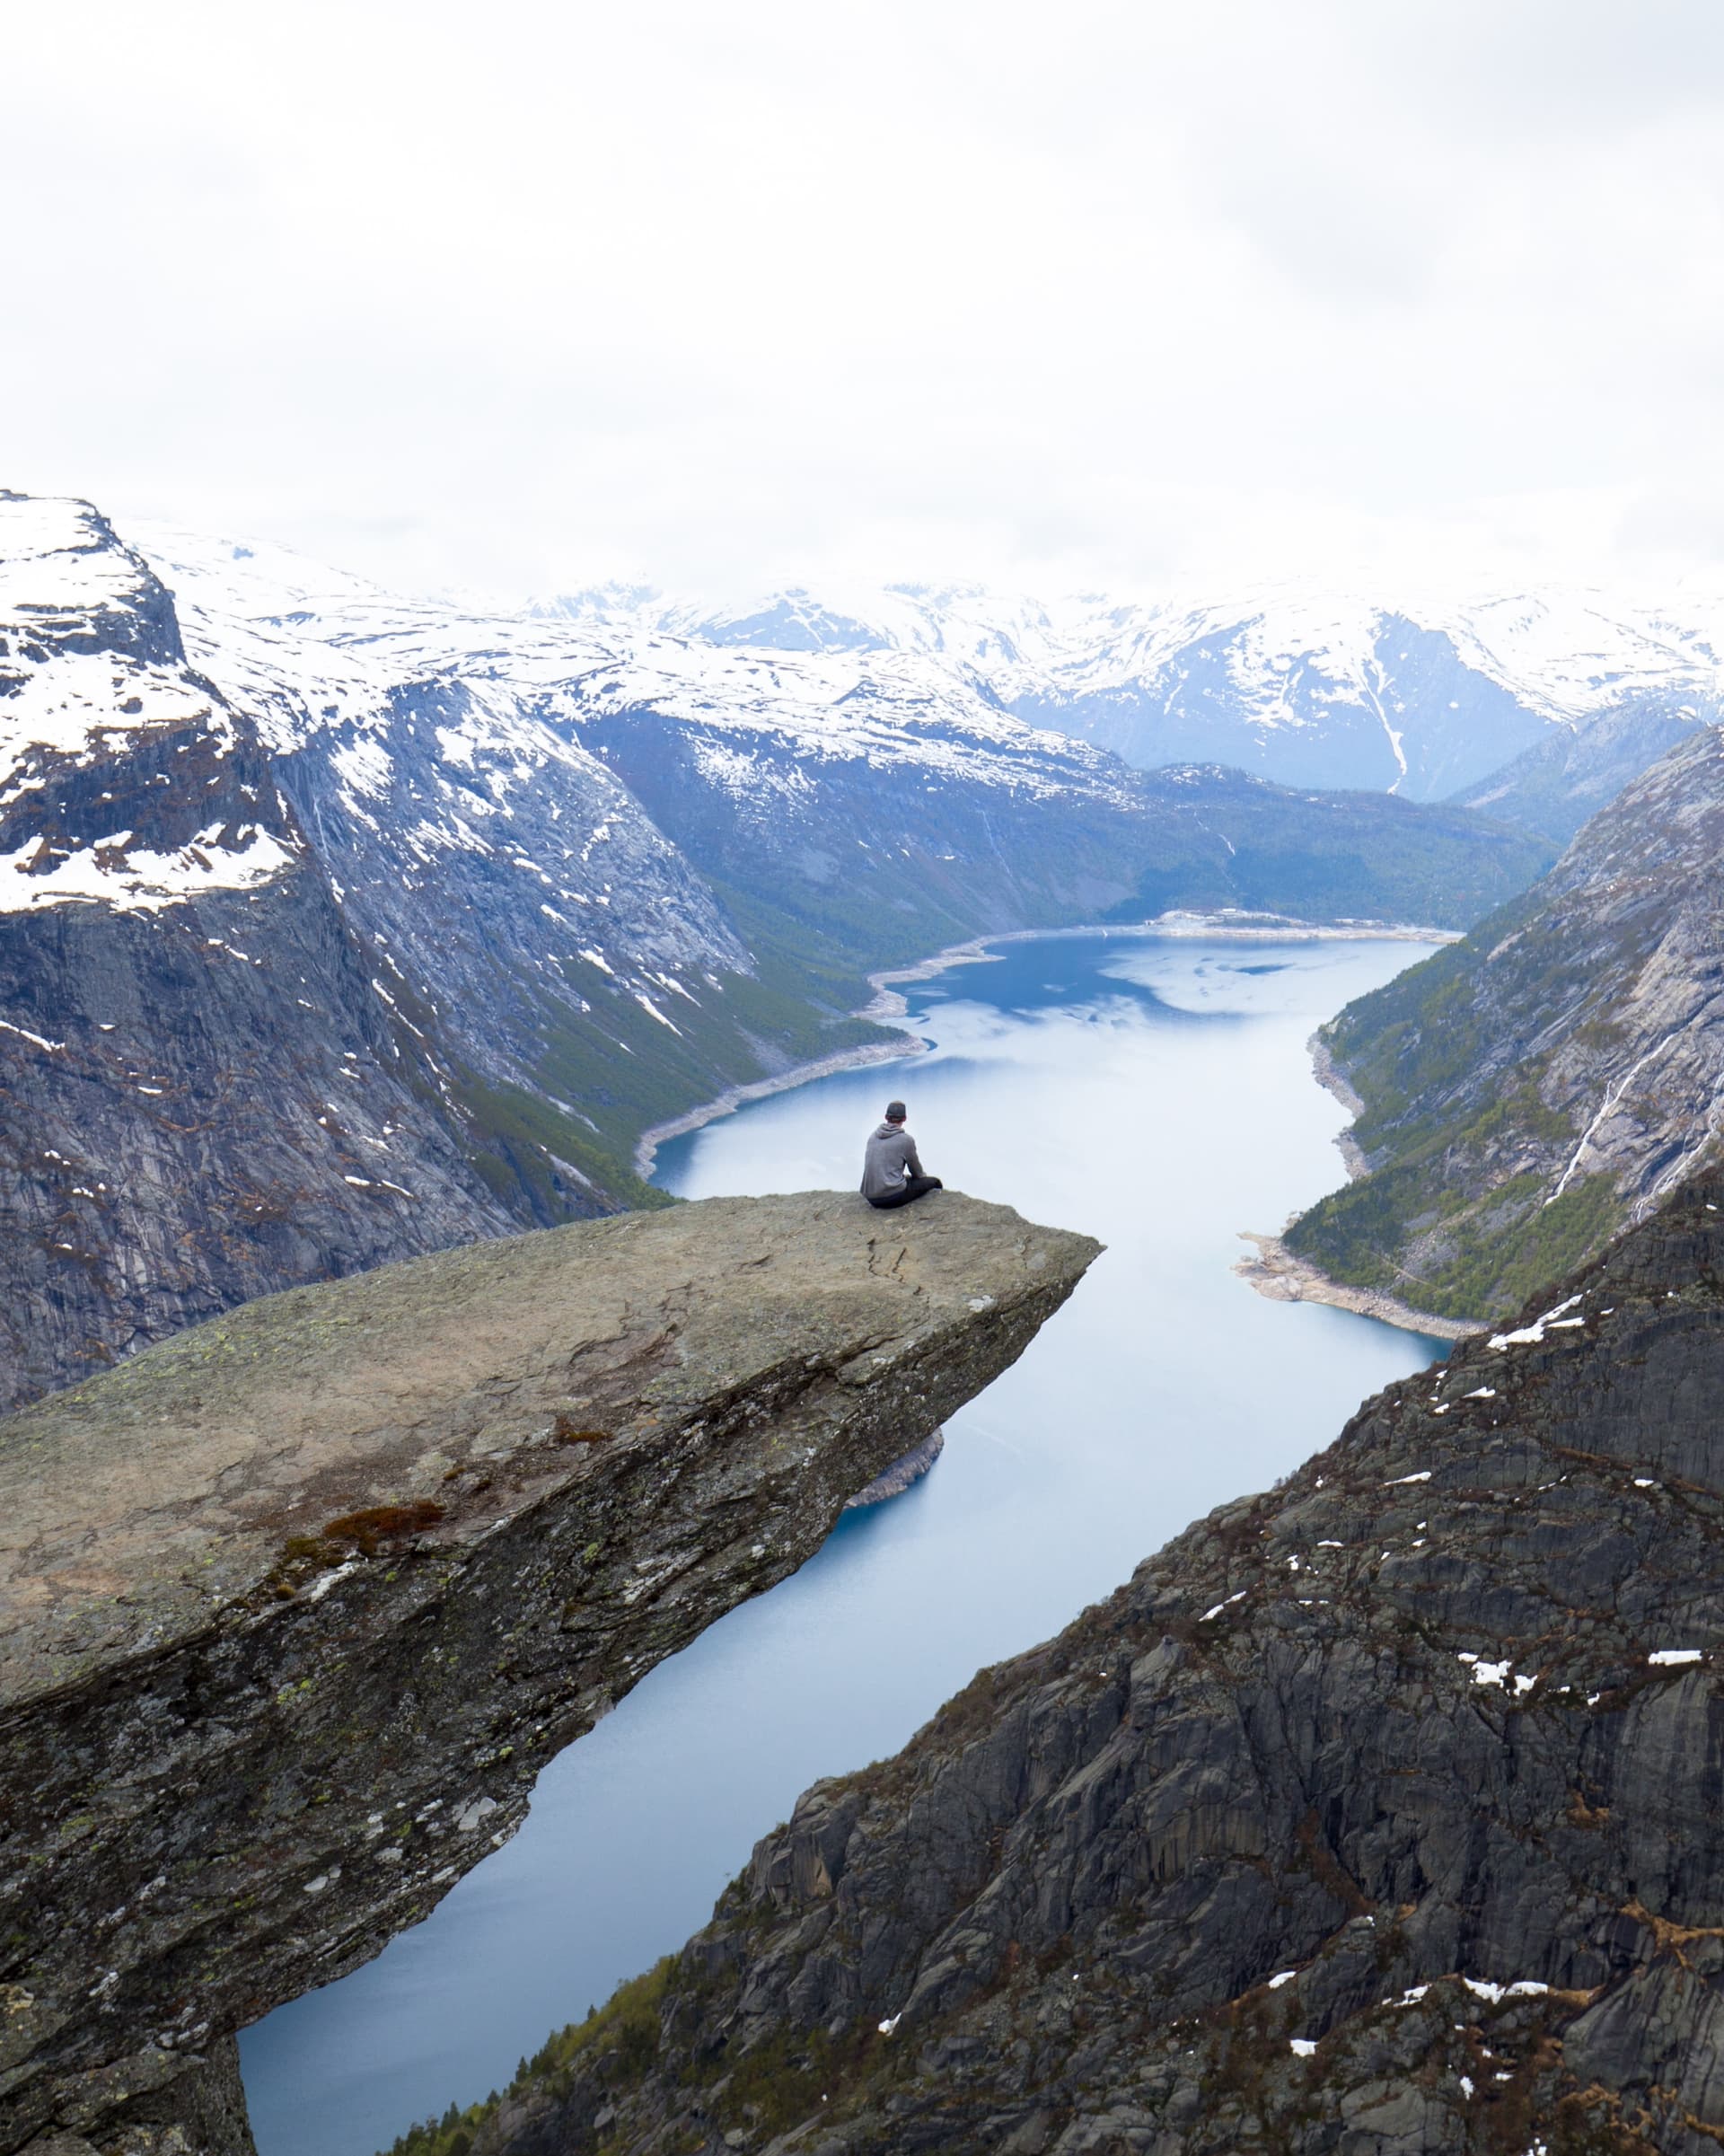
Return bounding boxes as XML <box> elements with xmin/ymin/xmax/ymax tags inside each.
<box><xmin>867</xmin><ymin>1175</ymin><xmax>944</xmax><ymax>1210</ymax></box>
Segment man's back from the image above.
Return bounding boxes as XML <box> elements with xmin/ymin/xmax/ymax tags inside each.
<box><xmin>861</xmin><ymin>1120</ymin><xmax>922</xmax><ymax>1201</ymax></box>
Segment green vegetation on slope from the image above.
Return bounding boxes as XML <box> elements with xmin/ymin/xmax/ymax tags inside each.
<box><xmin>1117</xmin><ymin>777</ymin><xmax>1556</xmax><ymax>933</ymax></box>
<box><xmin>1288</xmin><ymin>1155</ymin><xmax>1626</xmax><ymax>1324</ymax></box>
<box><xmin>381</xmin><ymin>1962</ymin><xmax>674</xmax><ymax>2156</ymax></box>
<box><xmin>402</xmin><ymin>920</ymin><xmax>906</xmax><ymax>1221</ymax></box>
<box><xmin>376</xmin><ymin>1940</ymin><xmax>898</xmax><ymax>2156</ymax></box>
<box><xmin>1281</xmin><ymin>883</ymin><xmax>1645</xmax><ymax>1322</ymax></box>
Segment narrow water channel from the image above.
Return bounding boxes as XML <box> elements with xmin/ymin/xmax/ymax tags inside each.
<box><xmin>242</xmin><ymin>928</ymin><xmax>1450</xmax><ymax>2156</ymax></box>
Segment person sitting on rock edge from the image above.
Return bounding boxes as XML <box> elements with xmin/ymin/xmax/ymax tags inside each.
<box><xmin>860</xmin><ymin>1100</ymin><xmax>944</xmax><ymax>1210</ymax></box>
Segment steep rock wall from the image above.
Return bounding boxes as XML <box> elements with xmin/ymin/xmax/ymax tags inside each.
<box><xmin>1289</xmin><ymin>726</ymin><xmax>1724</xmax><ymax>1323</ymax></box>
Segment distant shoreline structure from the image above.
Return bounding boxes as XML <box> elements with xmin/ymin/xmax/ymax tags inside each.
<box><xmin>632</xmin><ymin>911</ymin><xmax>1456</xmax><ymax>1179</ymax></box>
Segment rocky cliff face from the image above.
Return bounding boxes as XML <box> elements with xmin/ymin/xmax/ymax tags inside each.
<box><xmin>1447</xmin><ymin>703</ymin><xmax>1705</xmax><ymax>847</ymax></box>
<box><xmin>0</xmin><ymin>1189</ymin><xmax>1098</xmax><ymax>2156</ymax></box>
<box><xmin>1288</xmin><ymin>726</ymin><xmax>1724</xmax><ymax>1324</ymax></box>
<box><xmin>452</xmin><ymin>1174</ymin><xmax>1724</xmax><ymax>2156</ymax></box>
<box><xmin>0</xmin><ymin>496</ymin><xmax>523</xmax><ymax>1414</ymax></box>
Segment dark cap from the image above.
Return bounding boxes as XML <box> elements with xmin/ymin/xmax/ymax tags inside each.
<box><xmin>884</xmin><ymin>1100</ymin><xmax>907</xmax><ymax>1122</ymax></box>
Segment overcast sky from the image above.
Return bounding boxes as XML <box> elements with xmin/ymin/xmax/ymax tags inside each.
<box><xmin>7</xmin><ymin>1</ymin><xmax>1724</xmax><ymax>601</ymax></box>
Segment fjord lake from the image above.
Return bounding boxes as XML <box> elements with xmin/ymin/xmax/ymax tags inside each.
<box><xmin>242</xmin><ymin>929</ymin><xmax>1452</xmax><ymax>2156</ymax></box>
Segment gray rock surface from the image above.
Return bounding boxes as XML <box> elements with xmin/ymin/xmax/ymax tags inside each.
<box><xmin>0</xmin><ymin>1190</ymin><xmax>1099</xmax><ymax>2156</ymax></box>
<box><xmin>471</xmin><ymin>1175</ymin><xmax>1724</xmax><ymax>2156</ymax></box>
<box><xmin>1289</xmin><ymin>724</ymin><xmax>1724</xmax><ymax>1323</ymax></box>
<box><xmin>0</xmin><ymin>497</ymin><xmax>522</xmax><ymax>1414</ymax></box>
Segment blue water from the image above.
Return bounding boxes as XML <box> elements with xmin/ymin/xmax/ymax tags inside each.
<box><xmin>242</xmin><ymin>929</ymin><xmax>1448</xmax><ymax>2156</ymax></box>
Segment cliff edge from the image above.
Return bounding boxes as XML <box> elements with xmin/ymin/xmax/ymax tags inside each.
<box><xmin>0</xmin><ymin>1190</ymin><xmax>1101</xmax><ymax>2156</ymax></box>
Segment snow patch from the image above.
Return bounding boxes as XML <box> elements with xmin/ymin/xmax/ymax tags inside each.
<box><xmin>1490</xmin><ymin>1294</ymin><xmax>1587</xmax><ymax>1351</ymax></box>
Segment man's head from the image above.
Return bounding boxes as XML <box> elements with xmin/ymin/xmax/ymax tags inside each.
<box><xmin>884</xmin><ymin>1100</ymin><xmax>907</xmax><ymax>1125</ymax></box>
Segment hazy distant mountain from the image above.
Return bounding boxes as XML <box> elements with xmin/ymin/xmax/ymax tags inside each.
<box><xmin>1447</xmin><ymin>700</ymin><xmax>1703</xmax><ymax>845</ymax></box>
<box><xmin>544</xmin><ymin>577</ymin><xmax>1724</xmax><ymax>801</ymax></box>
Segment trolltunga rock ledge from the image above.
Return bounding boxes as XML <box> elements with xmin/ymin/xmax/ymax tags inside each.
<box><xmin>0</xmin><ymin>1189</ymin><xmax>1101</xmax><ymax>2156</ymax></box>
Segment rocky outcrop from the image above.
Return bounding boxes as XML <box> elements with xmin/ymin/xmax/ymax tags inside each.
<box><xmin>1232</xmin><ymin>1231</ymin><xmax>1472</xmax><ymax>1342</ymax></box>
<box><xmin>0</xmin><ymin>1190</ymin><xmax>1100</xmax><ymax>2156</ymax></box>
<box><xmin>1288</xmin><ymin>725</ymin><xmax>1724</xmax><ymax>1324</ymax></box>
<box><xmin>0</xmin><ymin>820</ymin><xmax>526</xmax><ymax>1418</ymax></box>
<box><xmin>465</xmin><ymin>1173</ymin><xmax>1724</xmax><ymax>2156</ymax></box>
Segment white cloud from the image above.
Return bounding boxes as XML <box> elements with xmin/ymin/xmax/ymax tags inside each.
<box><xmin>6</xmin><ymin>0</ymin><xmax>1724</xmax><ymax>601</ymax></box>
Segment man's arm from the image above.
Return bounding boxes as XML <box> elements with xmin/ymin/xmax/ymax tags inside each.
<box><xmin>903</xmin><ymin>1137</ymin><xmax>925</xmax><ymax>1178</ymax></box>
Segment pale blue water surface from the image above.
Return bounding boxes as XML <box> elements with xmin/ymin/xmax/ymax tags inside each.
<box><xmin>242</xmin><ymin>930</ymin><xmax>1449</xmax><ymax>2156</ymax></box>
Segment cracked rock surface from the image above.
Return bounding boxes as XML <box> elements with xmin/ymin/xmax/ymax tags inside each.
<box><xmin>0</xmin><ymin>1190</ymin><xmax>1098</xmax><ymax>2156</ymax></box>
<box><xmin>475</xmin><ymin>1175</ymin><xmax>1724</xmax><ymax>2156</ymax></box>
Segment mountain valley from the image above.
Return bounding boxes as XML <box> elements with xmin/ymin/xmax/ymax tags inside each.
<box><xmin>13</xmin><ymin>492</ymin><xmax>1724</xmax><ymax>2156</ymax></box>
<box><xmin>18</xmin><ymin>20</ymin><xmax>1724</xmax><ymax>2156</ymax></box>
<box><xmin>0</xmin><ymin>494</ymin><xmax>1553</xmax><ymax>1412</ymax></box>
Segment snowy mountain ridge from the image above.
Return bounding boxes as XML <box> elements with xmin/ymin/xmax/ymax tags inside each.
<box><xmin>129</xmin><ymin>524</ymin><xmax>1150</xmax><ymax>851</ymax></box>
<box><xmin>667</xmin><ymin>574</ymin><xmax>1724</xmax><ymax>722</ymax></box>
<box><xmin>12</xmin><ymin>497</ymin><xmax>1712</xmax><ymax>958</ymax></box>
<box><xmin>539</xmin><ymin>569</ymin><xmax>1724</xmax><ymax>797</ymax></box>
<box><xmin>117</xmin><ymin>514</ymin><xmax>1724</xmax><ymax>808</ymax></box>
<box><xmin>0</xmin><ymin>494</ymin><xmax>305</xmax><ymax>916</ymax></box>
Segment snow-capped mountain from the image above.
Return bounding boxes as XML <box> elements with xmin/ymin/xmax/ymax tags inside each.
<box><xmin>138</xmin><ymin>517</ymin><xmax>1548</xmax><ymax>974</ymax></box>
<box><xmin>0</xmin><ymin>495</ymin><xmax>532</xmax><ymax>1410</ymax></box>
<box><xmin>0</xmin><ymin>493</ymin><xmax>1552</xmax><ymax>1410</ymax></box>
<box><xmin>541</xmin><ymin>576</ymin><xmax>1724</xmax><ymax>800</ymax></box>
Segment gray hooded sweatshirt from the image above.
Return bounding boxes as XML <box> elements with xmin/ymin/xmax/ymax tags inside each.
<box><xmin>860</xmin><ymin>1121</ymin><xmax>925</xmax><ymax>1201</ymax></box>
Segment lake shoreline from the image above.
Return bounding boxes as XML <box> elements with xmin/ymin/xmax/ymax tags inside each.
<box><xmin>633</xmin><ymin>912</ymin><xmax>1460</xmax><ymax>1179</ymax></box>
<box><xmin>1307</xmin><ymin>1031</ymin><xmax>1371</xmax><ymax>1181</ymax></box>
<box><xmin>1233</xmin><ymin>1230</ymin><xmax>1475</xmax><ymax>1343</ymax></box>
<box><xmin>1234</xmin><ymin>985</ymin><xmax>1476</xmax><ymax>1344</ymax></box>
